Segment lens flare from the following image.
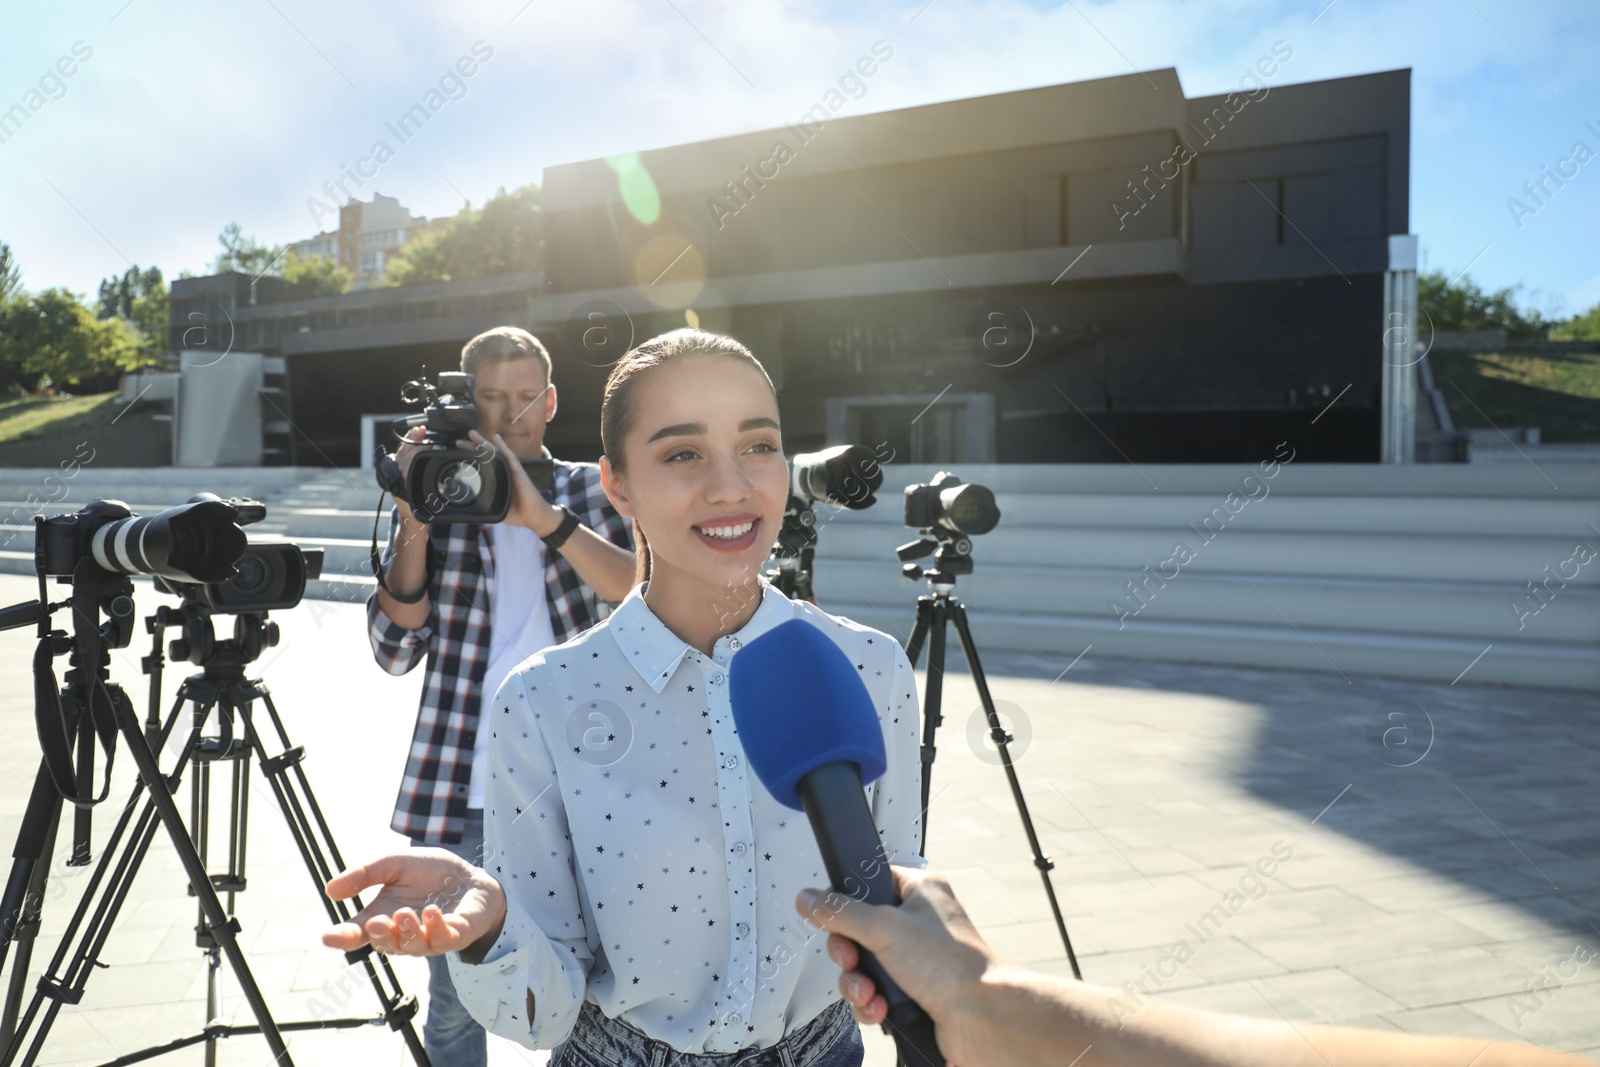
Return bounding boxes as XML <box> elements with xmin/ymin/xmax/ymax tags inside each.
<box><xmin>606</xmin><ymin>152</ymin><xmax>661</xmax><ymax>225</ymax></box>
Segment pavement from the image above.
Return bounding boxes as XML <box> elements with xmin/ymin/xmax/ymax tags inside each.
<box><xmin>0</xmin><ymin>571</ymin><xmax>1595</xmax><ymax>1066</ymax></box>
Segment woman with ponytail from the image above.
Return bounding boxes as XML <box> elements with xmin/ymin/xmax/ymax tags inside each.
<box><xmin>325</xmin><ymin>329</ymin><xmax>925</xmax><ymax>1067</ymax></box>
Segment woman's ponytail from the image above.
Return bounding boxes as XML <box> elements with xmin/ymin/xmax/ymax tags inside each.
<box><xmin>632</xmin><ymin>517</ymin><xmax>651</xmax><ymax>587</ymax></box>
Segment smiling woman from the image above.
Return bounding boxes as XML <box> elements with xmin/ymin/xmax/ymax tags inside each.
<box><xmin>323</xmin><ymin>327</ymin><xmax>926</xmax><ymax>1067</ymax></box>
<box><xmin>596</xmin><ymin>329</ymin><xmax>786</xmax><ymax>651</ymax></box>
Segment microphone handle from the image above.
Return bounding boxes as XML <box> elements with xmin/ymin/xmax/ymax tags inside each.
<box><xmin>797</xmin><ymin>762</ymin><xmax>946</xmax><ymax>1067</ymax></box>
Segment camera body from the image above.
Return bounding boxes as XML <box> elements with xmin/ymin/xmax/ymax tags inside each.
<box><xmin>376</xmin><ymin>371</ymin><xmax>553</xmax><ymax>524</ymax></box>
<box><xmin>154</xmin><ymin>543</ymin><xmax>324</xmax><ymax>614</ymax></box>
<box><xmin>407</xmin><ymin>371</ymin><xmax>481</xmax><ymax>441</ymax></box>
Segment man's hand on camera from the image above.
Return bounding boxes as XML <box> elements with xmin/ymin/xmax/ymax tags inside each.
<box><xmin>323</xmin><ymin>850</ymin><xmax>508</xmax><ymax>962</ymax></box>
<box><xmin>470</xmin><ymin>429</ymin><xmax>563</xmax><ymax>537</ymax></box>
<box><xmin>392</xmin><ymin>426</ymin><xmax>431</xmax><ymax>526</ymax></box>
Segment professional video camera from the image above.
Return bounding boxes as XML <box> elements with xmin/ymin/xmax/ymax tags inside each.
<box><xmin>374</xmin><ymin>370</ymin><xmax>554</xmax><ymax>524</ymax></box>
<box><xmin>154</xmin><ymin>542</ymin><xmax>324</xmax><ymax>615</ymax></box>
<box><xmin>765</xmin><ymin>444</ymin><xmax>885</xmax><ymax>600</ymax></box>
<box><xmin>897</xmin><ymin>471</ymin><xmax>1001</xmax><ymax>582</ymax></box>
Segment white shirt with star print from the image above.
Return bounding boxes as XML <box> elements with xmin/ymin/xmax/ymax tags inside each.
<box><xmin>446</xmin><ymin>579</ymin><xmax>926</xmax><ymax>1054</ymax></box>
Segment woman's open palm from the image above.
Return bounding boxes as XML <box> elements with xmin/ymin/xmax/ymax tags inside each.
<box><xmin>322</xmin><ymin>850</ymin><xmax>507</xmax><ymax>959</ymax></box>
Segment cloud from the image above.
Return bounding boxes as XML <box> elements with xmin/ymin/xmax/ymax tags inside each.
<box><xmin>1</xmin><ymin>0</ymin><xmax>1595</xmax><ymax>309</ymax></box>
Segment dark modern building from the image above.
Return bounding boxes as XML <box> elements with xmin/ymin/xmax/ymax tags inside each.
<box><xmin>170</xmin><ymin>64</ymin><xmax>1412</xmax><ymax>466</ymax></box>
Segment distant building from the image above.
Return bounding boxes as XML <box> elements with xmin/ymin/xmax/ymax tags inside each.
<box><xmin>288</xmin><ymin>193</ymin><xmax>449</xmax><ymax>288</ymax></box>
<box><xmin>290</xmin><ymin>231</ymin><xmax>337</xmax><ymax>261</ymax></box>
<box><xmin>174</xmin><ymin>66</ymin><xmax>1415</xmax><ymax>466</ymax></box>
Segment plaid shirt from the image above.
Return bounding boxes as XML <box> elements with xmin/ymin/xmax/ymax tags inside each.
<box><xmin>367</xmin><ymin>455</ymin><xmax>633</xmax><ymax>844</ymax></box>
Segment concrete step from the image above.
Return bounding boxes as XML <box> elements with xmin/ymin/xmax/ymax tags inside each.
<box><xmin>811</xmin><ymin>521</ymin><xmax>1597</xmax><ymax>586</ymax></box>
<box><xmin>972</xmin><ymin>493</ymin><xmax>1596</xmax><ymax>536</ymax></box>
<box><xmin>5</xmin><ymin>464</ymin><xmax>1592</xmax><ymax>691</ymax></box>
<box><xmin>278</xmin><ymin>507</ymin><xmax>391</xmax><ymax>540</ymax></box>
<box><xmin>811</xmin><ymin>560</ymin><xmax>1600</xmax><ymax>646</ymax></box>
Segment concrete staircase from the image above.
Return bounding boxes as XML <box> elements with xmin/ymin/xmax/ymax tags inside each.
<box><xmin>0</xmin><ymin>466</ymin><xmax>379</xmax><ymax>604</ymax></box>
<box><xmin>2</xmin><ymin>462</ymin><xmax>1595</xmax><ymax>690</ymax></box>
<box><xmin>810</xmin><ymin>463</ymin><xmax>1598</xmax><ymax>691</ymax></box>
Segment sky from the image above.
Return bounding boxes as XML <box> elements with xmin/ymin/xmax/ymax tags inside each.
<box><xmin>1</xmin><ymin>0</ymin><xmax>1596</xmax><ymax>316</ymax></box>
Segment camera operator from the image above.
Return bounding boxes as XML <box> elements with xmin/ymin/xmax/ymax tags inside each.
<box><xmin>368</xmin><ymin>325</ymin><xmax>635</xmax><ymax>1067</ymax></box>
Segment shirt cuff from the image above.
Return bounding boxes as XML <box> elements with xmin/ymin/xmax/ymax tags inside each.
<box><xmin>445</xmin><ymin>900</ymin><xmax>570</xmax><ymax>1046</ymax></box>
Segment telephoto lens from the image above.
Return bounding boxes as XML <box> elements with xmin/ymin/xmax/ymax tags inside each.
<box><xmin>789</xmin><ymin>444</ymin><xmax>885</xmax><ymax>510</ymax></box>
<box><xmin>90</xmin><ymin>498</ymin><xmax>248</xmax><ymax>582</ymax></box>
<box><xmin>37</xmin><ymin>498</ymin><xmax>249</xmax><ymax>583</ymax></box>
<box><xmin>903</xmin><ymin>471</ymin><xmax>1001</xmax><ymax>537</ymax></box>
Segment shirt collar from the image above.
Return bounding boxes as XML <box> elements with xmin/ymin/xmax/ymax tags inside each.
<box><xmin>609</xmin><ymin>580</ymin><xmax>794</xmax><ymax>693</ymax></box>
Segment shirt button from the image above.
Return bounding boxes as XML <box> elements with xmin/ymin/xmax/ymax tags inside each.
<box><xmin>735</xmin><ymin>922</ymin><xmax>750</xmax><ymax>938</ymax></box>
<box><xmin>729</xmin><ymin>638</ymin><xmax>741</xmax><ymax>650</ymax></box>
<box><xmin>732</xmin><ymin>842</ymin><xmax>748</xmax><ymax>855</ymax></box>
<box><xmin>723</xmin><ymin>755</ymin><xmax>739</xmax><ymax>769</ymax></box>
<box><xmin>712</xmin><ymin>672</ymin><xmax>726</xmax><ymax>684</ymax></box>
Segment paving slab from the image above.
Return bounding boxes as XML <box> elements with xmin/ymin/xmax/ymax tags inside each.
<box><xmin>0</xmin><ymin>575</ymin><xmax>1595</xmax><ymax>1065</ymax></box>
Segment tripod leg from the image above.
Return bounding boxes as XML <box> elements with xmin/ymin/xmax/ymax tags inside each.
<box><xmin>948</xmin><ymin>602</ymin><xmax>1083</xmax><ymax>980</ymax></box>
<box><xmin>916</xmin><ymin>597</ymin><xmax>950</xmax><ymax>849</ymax></box>
<box><xmin>1</xmin><ymin>694</ymin><xmax>208</xmax><ymax>1067</ymax></box>
<box><xmin>241</xmin><ymin>684</ymin><xmax>431</xmax><ymax>1067</ymax></box>
<box><xmin>106</xmin><ymin>684</ymin><xmax>295</xmax><ymax>1064</ymax></box>
<box><xmin>904</xmin><ymin>597</ymin><xmax>931</xmax><ymax>668</ymax></box>
<box><xmin>1</xmin><ymin>765</ymin><xmax>64</xmax><ymax>1048</ymax></box>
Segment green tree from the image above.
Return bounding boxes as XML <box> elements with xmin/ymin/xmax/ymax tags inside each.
<box><xmin>96</xmin><ymin>264</ymin><xmax>169</xmax><ymax>362</ymax></box>
<box><xmin>210</xmin><ymin>221</ymin><xmax>285</xmax><ymax>277</ymax></box>
<box><xmin>96</xmin><ymin>264</ymin><xmax>163</xmax><ymax>320</ymax></box>
<box><xmin>1550</xmin><ymin>300</ymin><xmax>1600</xmax><ymax>341</ymax></box>
<box><xmin>0</xmin><ymin>288</ymin><xmax>142</xmax><ymax>393</ymax></box>
<box><xmin>0</xmin><ymin>241</ymin><xmax>22</xmax><ymax>303</ymax></box>
<box><xmin>280</xmin><ymin>249</ymin><xmax>351</xmax><ymax>296</ymax></box>
<box><xmin>1419</xmin><ymin>270</ymin><xmax>1552</xmax><ymax>339</ymax></box>
<box><xmin>381</xmin><ymin>183</ymin><xmax>544</xmax><ymax>287</ymax></box>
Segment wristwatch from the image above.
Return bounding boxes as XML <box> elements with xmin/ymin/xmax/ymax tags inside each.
<box><xmin>543</xmin><ymin>505</ymin><xmax>582</xmax><ymax>551</ymax></box>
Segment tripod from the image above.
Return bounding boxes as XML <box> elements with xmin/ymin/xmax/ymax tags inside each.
<box><xmin>898</xmin><ymin>534</ymin><xmax>1083</xmax><ymax>979</ymax></box>
<box><xmin>763</xmin><ymin>495</ymin><xmax>818</xmax><ymax>602</ymax></box>
<box><xmin>0</xmin><ymin>565</ymin><xmax>430</xmax><ymax>1067</ymax></box>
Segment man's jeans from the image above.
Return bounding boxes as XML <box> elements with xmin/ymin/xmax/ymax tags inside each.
<box><xmin>413</xmin><ymin>809</ymin><xmax>488</xmax><ymax>1067</ymax></box>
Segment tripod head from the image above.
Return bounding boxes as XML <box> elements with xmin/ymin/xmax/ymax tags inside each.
<box><xmin>150</xmin><ymin>602</ymin><xmax>279</xmax><ymax>676</ymax></box>
<box><xmin>896</xmin><ymin>532</ymin><xmax>975</xmax><ymax>592</ymax></box>
<box><xmin>763</xmin><ymin>494</ymin><xmax>819</xmax><ymax>601</ymax></box>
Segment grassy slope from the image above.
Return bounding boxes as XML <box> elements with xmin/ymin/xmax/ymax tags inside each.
<box><xmin>1428</xmin><ymin>350</ymin><xmax>1600</xmax><ymax>443</ymax></box>
<box><xmin>0</xmin><ymin>393</ymin><xmax>120</xmax><ymax>445</ymax></box>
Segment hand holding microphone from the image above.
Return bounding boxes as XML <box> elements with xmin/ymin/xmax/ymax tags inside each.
<box><xmin>730</xmin><ymin>620</ymin><xmax>946</xmax><ymax>1067</ymax></box>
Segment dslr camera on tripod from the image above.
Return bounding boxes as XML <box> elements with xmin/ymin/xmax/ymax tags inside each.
<box><xmin>1</xmin><ymin>495</ymin><xmax>429</xmax><ymax>1067</ymax></box>
<box><xmin>374</xmin><ymin>370</ymin><xmax>554</xmax><ymax>524</ymax></box>
<box><xmin>897</xmin><ymin>471</ymin><xmax>1001</xmax><ymax>583</ymax></box>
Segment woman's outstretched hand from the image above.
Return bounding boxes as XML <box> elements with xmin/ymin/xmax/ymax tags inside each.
<box><xmin>323</xmin><ymin>850</ymin><xmax>508</xmax><ymax>963</ymax></box>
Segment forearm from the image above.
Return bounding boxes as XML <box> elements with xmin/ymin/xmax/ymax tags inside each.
<box><xmin>542</xmin><ymin>522</ymin><xmax>636</xmax><ymax>603</ymax></box>
<box><xmin>958</xmin><ymin>969</ymin><xmax>1587</xmax><ymax>1067</ymax></box>
<box><xmin>457</xmin><ymin>875</ymin><xmax>508</xmax><ymax>966</ymax></box>
<box><xmin>377</xmin><ymin>511</ymin><xmax>432</xmax><ymax>629</ymax></box>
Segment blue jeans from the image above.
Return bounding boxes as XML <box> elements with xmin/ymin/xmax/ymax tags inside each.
<box><xmin>551</xmin><ymin>999</ymin><xmax>863</xmax><ymax>1067</ymax></box>
<box><xmin>414</xmin><ymin>808</ymin><xmax>488</xmax><ymax>1067</ymax></box>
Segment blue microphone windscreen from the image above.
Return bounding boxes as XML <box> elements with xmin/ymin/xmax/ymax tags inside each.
<box><xmin>728</xmin><ymin>618</ymin><xmax>888</xmax><ymax>810</ymax></box>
